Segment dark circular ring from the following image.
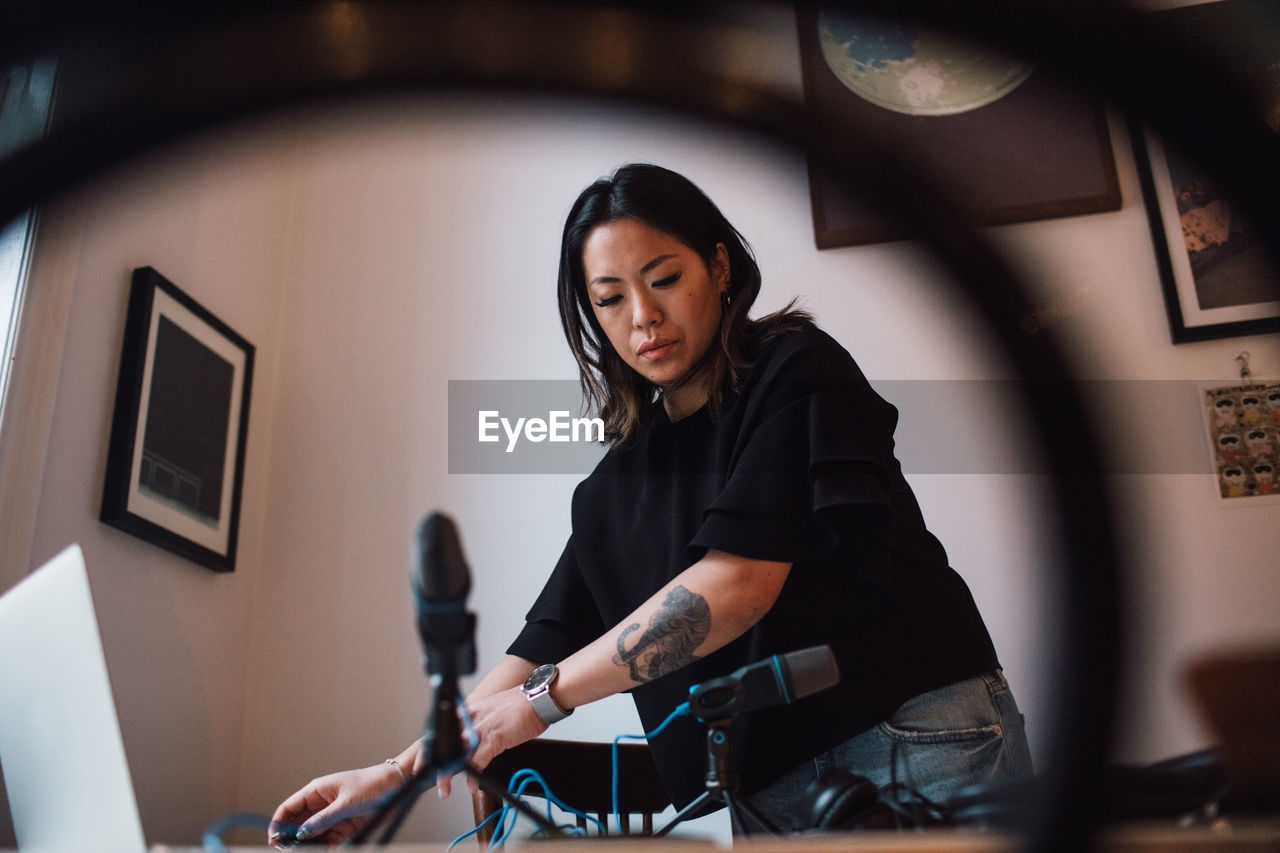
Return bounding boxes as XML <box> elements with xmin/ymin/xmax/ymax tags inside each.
<box><xmin>5</xmin><ymin>1</ymin><xmax>1270</xmax><ymax>850</ymax></box>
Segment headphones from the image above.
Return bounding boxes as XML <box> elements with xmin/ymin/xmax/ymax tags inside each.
<box><xmin>802</xmin><ymin>768</ymin><xmax>950</xmax><ymax>832</ymax></box>
<box><xmin>803</xmin><ymin>769</ymin><xmax>895</xmax><ymax>831</ymax></box>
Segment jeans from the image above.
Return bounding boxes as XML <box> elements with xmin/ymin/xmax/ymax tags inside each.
<box><xmin>745</xmin><ymin>670</ymin><xmax>1033</xmax><ymax>832</ymax></box>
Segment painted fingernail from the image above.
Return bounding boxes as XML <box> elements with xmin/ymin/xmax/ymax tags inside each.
<box><xmin>295</xmin><ymin>825</ymin><xmax>311</xmax><ymax>840</ymax></box>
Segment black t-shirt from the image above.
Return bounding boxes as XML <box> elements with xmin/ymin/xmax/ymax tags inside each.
<box><xmin>508</xmin><ymin>324</ymin><xmax>999</xmax><ymax>809</ymax></box>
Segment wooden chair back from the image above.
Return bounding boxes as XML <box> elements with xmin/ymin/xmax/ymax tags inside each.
<box><xmin>470</xmin><ymin>738</ymin><xmax>670</xmax><ymax>847</ymax></box>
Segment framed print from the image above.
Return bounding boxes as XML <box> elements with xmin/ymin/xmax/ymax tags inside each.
<box><xmin>1130</xmin><ymin>0</ymin><xmax>1280</xmax><ymax>343</ymax></box>
<box><xmin>797</xmin><ymin>4</ymin><xmax>1121</xmax><ymax>248</ymax></box>
<box><xmin>1133</xmin><ymin>126</ymin><xmax>1280</xmax><ymax>342</ymax></box>
<box><xmin>1200</xmin><ymin>381</ymin><xmax>1280</xmax><ymax>505</ymax></box>
<box><xmin>101</xmin><ymin>267</ymin><xmax>254</xmax><ymax>572</ymax></box>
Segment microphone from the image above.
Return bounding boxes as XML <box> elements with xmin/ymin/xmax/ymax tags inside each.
<box><xmin>347</xmin><ymin>513</ymin><xmax>478</xmax><ymax>845</ymax></box>
<box><xmin>412</xmin><ymin>512</ymin><xmax>477</xmax><ymax>679</ymax></box>
<box><xmin>688</xmin><ymin>645</ymin><xmax>840</xmax><ymax>722</ymax></box>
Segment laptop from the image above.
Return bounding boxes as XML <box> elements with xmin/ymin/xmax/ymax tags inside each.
<box><xmin>0</xmin><ymin>544</ymin><xmax>148</xmax><ymax>851</ymax></box>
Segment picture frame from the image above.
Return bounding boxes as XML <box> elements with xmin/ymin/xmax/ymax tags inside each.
<box><xmin>1132</xmin><ymin>124</ymin><xmax>1280</xmax><ymax>343</ymax></box>
<box><xmin>1128</xmin><ymin>0</ymin><xmax>1280</xmax><ymax>343</ymax></box>
<box><xmin>796</xmin><ymin>4</ymin><xmax>1121</xmax><ymax>248</ymax></box>
<box><xmin>101</xmin><ymin>267</ymin><xmax>254</xmax><ymax>572</ymax></box>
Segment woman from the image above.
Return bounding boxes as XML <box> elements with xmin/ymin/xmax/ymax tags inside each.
<box><xmin>269</xmin><ymin>163</ymin><xmax>1031</xmax><ymax>845</ymax></box>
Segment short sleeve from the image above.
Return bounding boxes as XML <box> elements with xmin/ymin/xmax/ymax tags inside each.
<box><xmin>688</xmin><ymin>332</ymin><xmax>898</xmax><ymax>571</ymax></box>
<box><xmin>507</xmin><ymin>537</ymin><xmax>605</xmax><ymax>663</ymax></box>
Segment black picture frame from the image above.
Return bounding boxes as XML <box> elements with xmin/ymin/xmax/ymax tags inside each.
<box><xmin>1130</xmin><ymin>0</ymin><xmax>1280</xmax><ymax>344</ymax></box>
<box><xmin>101</xmin><ymin>267</ymin><xmax>254</xmax><ymax>572</ymax></box>
<box><xmin>797</xmin><ymin>4</ymin><xmax>1121</xmax><ymax>248</ymax></box>
<box><xmin>1132</xmin><ymin>120</ymin><xmax>1280</xmax><ymax>343</ymax></box>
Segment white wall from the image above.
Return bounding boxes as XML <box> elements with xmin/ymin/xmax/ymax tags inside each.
<box><xmin>4</xmin><ymin>6</ymin><xmax>1279</xmax><ymax>846</ymax></box>
<box><xmin>1</xmin><ymin>129</ymin><xmax>295</xmax><ymax>845</ymax></box>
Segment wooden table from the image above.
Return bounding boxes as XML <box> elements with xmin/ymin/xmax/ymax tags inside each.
<box><xmin>138</xmin><ymin>818</ymin><xmax>1280</xmax><ymax>852</ymax></box>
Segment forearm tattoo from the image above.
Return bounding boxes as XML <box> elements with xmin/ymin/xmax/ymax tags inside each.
<box><xmin>613</xmin><ymin>585</ymin><xmax>711</xmax><ymax>683</ymax></box>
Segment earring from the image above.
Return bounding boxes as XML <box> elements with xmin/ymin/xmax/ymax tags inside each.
<box><xmin>722</xmin><ymin>292</ymin><xmax>732</xmax><ymax>309</ymax></box>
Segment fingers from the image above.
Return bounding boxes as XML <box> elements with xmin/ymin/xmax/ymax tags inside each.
<box><xmin>266</xmin><ymin>765</ymin><xmax>393</xmax><ymax>846</ymax></box>
<box><xmin>295</xmin><ymin>796</ymin><xmax>379</xmax><ymax>844</ymax></box>
<box><xmin>267</xmin><ymin>785</ymin><xmax>323</xmax><ymax>843</ymax></box>
<box><xmin>407</xmin><ymin>738</ymin><xmax>427</xmax><ymax>775</ymax></box>
<box><xmin>270</xmin><ymin>785</ymin><xmax>314</xmax><ymax>826</ymax></box>
<box><xmin>465</xmin><ymin>688</ymin><xmax>547</xmax><ymax>770</ymax></box>
<box><xmin>267</xmin><ymin>799</ymin><xmax>373</xmax><ymax>846</ymax></box>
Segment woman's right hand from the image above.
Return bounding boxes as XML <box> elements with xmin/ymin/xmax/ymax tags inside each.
<box><xmin>267</xmin><ymin>762</ymin><xmax>403</xmax><ymax>846</ymax></box>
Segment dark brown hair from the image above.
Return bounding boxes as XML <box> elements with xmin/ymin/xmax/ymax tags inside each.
<box><xmin>557</xmin><ymin>163</ymin><xmax>810</xmax><ymax>444</ymax></box>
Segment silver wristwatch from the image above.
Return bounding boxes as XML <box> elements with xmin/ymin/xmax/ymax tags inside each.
<box><xmin>522</xmin><ymin>663</ymin><xmax>573</xmax><ymax>724</ymax></box>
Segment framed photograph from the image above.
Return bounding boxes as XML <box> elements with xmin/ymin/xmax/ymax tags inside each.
<box><xmin>1130</xmin><ymin>0</ymin><xmax>1280</xmax><ymax>343</ymax></box>
<box><xmin>1200</xmin><ymin>381</ymin><xmax>1280</xmax><ymax>505</ymax></box>
<box><xmin>797</xmin><ymin>4</ymin><xmax>1121</xmax><ymax>248</ymax></box>
<box><xmin>101</xmin><ymin>267</ymin><xmax>254</xmax><ymax>572</ymax></box>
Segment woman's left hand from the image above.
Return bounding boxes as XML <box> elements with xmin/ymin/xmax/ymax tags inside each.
<box><xmin>436</xmin><ymin>683</ymin><xmax>547</xmax><ymax>799</ymax></box>
<box><xmin>465</xmin><ymin>685</ymin><xmax>549</xmax><ymax>772</ymax></box>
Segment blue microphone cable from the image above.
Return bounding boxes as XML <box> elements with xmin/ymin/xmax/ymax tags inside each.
<box><xmin>445</xmin><ymin>698</ymin><xmax>691</xmax><ymax>848</ymax></box>
<box><xmin>610</xmin><ymin>700</ymin><xmax>689</xmax><ymax>835</ymax></box>
<box><xmin>446</xmin><ymin>768</ymin><xmax>604</xmax><ymax>850</ymax></box>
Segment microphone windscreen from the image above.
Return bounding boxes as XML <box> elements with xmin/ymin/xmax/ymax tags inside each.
<box><xmin>782</xmin><ymin>645</ymin><xmax>840</xmax><ymax>700</ymax></box>
<box><xmin>413</xmin><ymin>512</ymin><xmax>471</xmax><ymax>604</ymax></box>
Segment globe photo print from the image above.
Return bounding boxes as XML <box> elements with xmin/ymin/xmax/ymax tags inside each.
<box><xmin>817</xmin><ymin>8</ymin><xmax>1034</xmax><ymax>117</ymax></box>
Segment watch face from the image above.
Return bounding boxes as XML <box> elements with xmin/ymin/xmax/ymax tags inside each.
<box><xmin>524</xmin><ymin>663</ymin><xmax>556</xmax><ymax>693</ymax></box>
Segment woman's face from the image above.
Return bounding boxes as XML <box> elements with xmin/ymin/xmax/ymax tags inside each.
<box><xmin>581</xmin><ymin>217</ymin><xmax>729</xmax><ymax>416</ymax></box>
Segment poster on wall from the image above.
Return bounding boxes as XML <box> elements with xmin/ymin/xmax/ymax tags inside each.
<box><xmin>1200</xmin><ymin>381</ymin><xmax>1280</xmax><ymax>505</ymax></box>
<box><xmin>796</xmin><ymin>3</ymin><xmax>1121</xmax><ymax>247</ymax></box>
<box><xmin>101</xmin><ymin>267</ymin><xmax>255</xmax><ymax>571</ymax></box>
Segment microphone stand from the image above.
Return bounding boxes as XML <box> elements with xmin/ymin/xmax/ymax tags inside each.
<box><xmin>347</xmin><ymin>619</ymin><xmax>562</xmax><ymax>846</ymax></box>
<box><xmin>653</xmin><ymin>676</ymin><xmax>781</xmax><ymax>837</ymax></box>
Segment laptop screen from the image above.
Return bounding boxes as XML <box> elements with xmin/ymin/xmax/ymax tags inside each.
<box><xmin>0</xmin><ymin>544</ymin><xmax>147</xmax><ymax>851</ymax></box>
